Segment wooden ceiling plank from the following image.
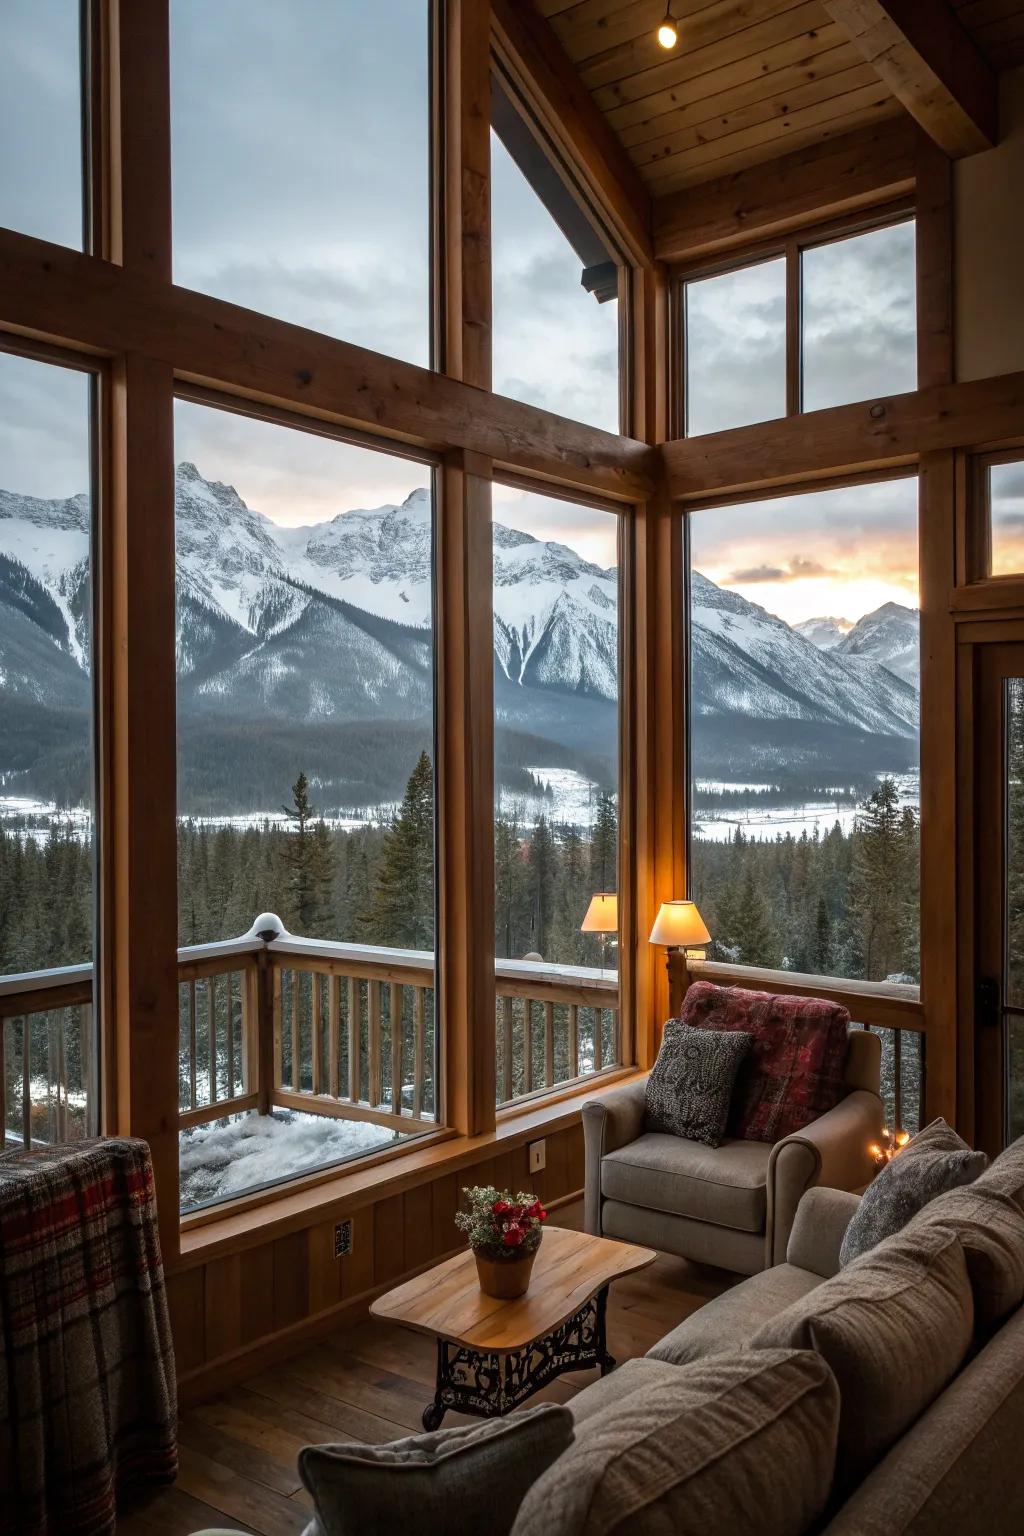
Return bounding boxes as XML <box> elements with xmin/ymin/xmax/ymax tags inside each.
<box><xmin>619</xmin><ymin>32</ymin><xmax>857</xmax><ymax>147</ymax></box>
<box><xmin>552</xmin><ymin>0</ymin><xmax>722</xmax><ymax>64</ymax></box>
<box><xmin>958</xmin><ymin>0</ymin><xmax>1024</xmax><ymax>27</ymax></box>
<box><xmin>819</xmin><ymin>0</ymin><xmax>997</xmax><ymax>156</ymax></box>
<box><xmin>491</xmin><ymin>0</ymin><xmax>654</xmax><ymax>266</ymax></box>
<box><xmin>593</xmin><ymin>2</ymin><xmax>840</xmax><ymax>112</ymax></box>
<box><xmin>582</xmin><ymin>0</ymin><xmax>810</xmax><ymax>91</ymax></box>
<box><xmin>609</xmin><ymin>23</ymin><xmax>849</xmax><ymax>133</ymax></box>
<box><xmin>641</xmin><ymin>76</ymin><xmax>895</xmax><ymax>183</ymax></box>
<box><xmin>652</xmin><ymin>115</ymin><xmax>917</xmax><ymax>259</ymax></box>
<box><xmin>630</xmin><ymin>58</ymin><xmax>880</xmax><ymax>169</ymax></box>
<box><xmin>647</xmin><ymin>97</ymin><xmax>900</xmax><ymax>188</ymax></box>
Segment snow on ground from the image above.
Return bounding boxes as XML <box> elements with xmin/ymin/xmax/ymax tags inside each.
<box><xmin>178</xmin><ymin>1107</ymin><xmax>416</xmax><ymax>1211</ymax></box>
<box><xmin>693</xmin><ymin>772</ymin><xmax>920</xmax><ymax>843</ymax></box>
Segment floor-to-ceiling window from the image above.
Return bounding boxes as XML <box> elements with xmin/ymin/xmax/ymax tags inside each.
<box><xmin>492</xmin><ymin>482</ymin><xmax>620</xmax><ymax>1103</ymax></box>
<box><xmin>174</xmin><ymin>400</ymin><xmax>438</xmax><ymax>1209</ymax></box>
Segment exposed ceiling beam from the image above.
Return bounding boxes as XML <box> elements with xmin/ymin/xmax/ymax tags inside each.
<box><xmin>819</xmin><ymin>0</ymin><xmax>997</xmax><ymax>157</ymax></box>
<box><xmin>653</xmin><ymin>118</ymin><xmax>917</xmax><ymax>263</ymax></box>
<box><xmin>661</xmin><ymin>371</ymin><xmax>1024</xmax><ymax>503</ymax></box>
<box><xmin>491</xmin><ymin>0</ymin><xmax>654</xmax><ymax>268</ymax></box>
<box><xmin>0</xmin><ymin>228</ymin><xmax>656</xmax><ymax>503</ymax></box>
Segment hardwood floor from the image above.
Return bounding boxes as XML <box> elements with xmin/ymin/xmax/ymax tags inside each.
<box><xmin>119</xmin><ymin>1204</ymin><xmax>734</xmax><ymax>1535</ymax></box>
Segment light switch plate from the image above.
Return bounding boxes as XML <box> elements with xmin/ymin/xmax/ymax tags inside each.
<box><xmin>334</xmin><ymin>1219</ymin><xmax>353</xmax><ymax>1258</ymax></box>
<box><xmin>528</xmin><ymin>1139</ymin><xmax>546</xmax><ymax>1174</ymax></box>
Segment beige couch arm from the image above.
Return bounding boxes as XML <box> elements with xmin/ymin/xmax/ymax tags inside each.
<box><xmin>786</xmin><ymin>1186</ymin><xmax>863</xmax><ymax>1278</ymax></box>
<box><xmin>766</xmin><ymin>1088</ymin><xmax>883</xmax><ymax>1266</ymax></box>
<box><xmin>581</xmin><ymin>1077</ymin><xmax>648</xmax><ymax>1235</ymax></box>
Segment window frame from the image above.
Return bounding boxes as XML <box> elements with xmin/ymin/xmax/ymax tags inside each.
<box><xmin>672</xmin><ymin>201</ymin><xmax>917</xmax><ymax>440</ymax></box>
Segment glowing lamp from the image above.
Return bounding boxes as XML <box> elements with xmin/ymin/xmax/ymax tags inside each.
<box><xmin>649</xmin><ymin>899</ymin><xmax>711</xmax><ymax>951</ymax></box>
<box><xmin>656</xmin><ymin>7</ymin><xmax>678</xmax><ymax>48</ymax></box>
<box><xmin>581</xmin><ymin>892</ymin><xmax>618</xmax><ymax>934</ymax></box>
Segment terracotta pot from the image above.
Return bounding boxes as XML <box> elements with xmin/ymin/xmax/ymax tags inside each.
<box><xmin>474</xmin><ymin>1242</ymin><xmax>539</xmax><ymax>1299</ymax></box>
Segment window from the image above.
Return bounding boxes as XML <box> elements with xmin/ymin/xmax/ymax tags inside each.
<box><xmin>988</xmin><ymin>458</ymin><xmax>1024</xmax><ymax>578</ymax></box>
<box><xmin>688</xmin><ymin>476</ymin><xmax>920</xmax><ymax>984</ymax></box>
<box><xmin>684</xmin><ymin>258</ymin><xmax>786</xmax><ymax>437</ymax></box>
<box><xmin>0</xmin><ymin>348</ymin><xmax>97</xmax><ymax>1144</ymax></box>
<box><xmin>682</xmin><ymin>217</ymin><xmax>916</xmax><ymax>436</ymax></box>
<box><xmin>174</xmin><ymin>400</ymin><xmax>437</xmax><ymax>1210</ymax></box>
<box><xmin>801</xmin><ymin>221</ymin><xmax>917</xmax><ymax>411</ymax></box>
<box><xmin>492</xmin><ymin>484</ymin><xmax>620</xmax><ymax>1104</ymax></box>
<box><xmin>171</xmin><ymin>0</ymin><xmax>431</xmax><ymax>364</ymax></box>
<box><xmin>491</xmin><ymin>130</ymin><xmax>620</xmax><ymax>433</ymax></box>
<box><xmin>0</xmin><ymin>0</ymin><xmax>85</xmax><ymax>248</ymax></box>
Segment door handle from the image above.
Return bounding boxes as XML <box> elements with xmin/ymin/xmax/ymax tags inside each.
<box><xmin>977</xmin><ymin>976</ymin><xmax>1001</xmax><ymax>1028</ymax></box>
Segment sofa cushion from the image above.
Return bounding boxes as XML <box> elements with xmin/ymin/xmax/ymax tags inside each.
<box><xmin>821</xmin><ymin>1307</ymin><xmax>1024</xmax><ymax>1536</ymax></box>
<box><xmin>601</xmin><ymin>1132</ymin><xmax>770</xmax><ymax>1232</ymax></box>
<box><xmin>839</xmin><ymin>1119</ymin><xmax>987</xmax><ymax>1266</ymax></box>
<box><xmin>912</xmin><ymin>1182</ymin><xmax>1024</xmax><ymax>1330</ymax></box>
<box><xmin>976</xmin><ymin>1131</ymin><xmax>1024</xmax><ymax>1206</ymax></box>
<box><xmin>299</xmin><ymin>1402</ymin><xmax>573</xmax><ymax>1536</ymax></box>
<box><xmin>645</xmin><ymin>1019</ymin><xmax>753</xmax><ymax>1147</ymax></box>
<box><xmin>511</xmin><ymin>1349</ymin><xmax>839</xmax><ymax>1536</ymax></box>
<box><xmin>647</xmin><ymin>1263</ymin><xmax>823</xmax><ymax>1366</ymax></box>
<box><xmin>568</xmin><ymin>1357</ymin><xmax>683</xmax><ymax>1426</ymax></box>
<box><xmin>679</xmin><ymin>981</ymin><xmax>850</xmax><ymax>1142</ymax></box>
<box><xmin>752</xmin><ymin>1223</ymin><xmax>974</xmax><ymax>1492</ymax></box>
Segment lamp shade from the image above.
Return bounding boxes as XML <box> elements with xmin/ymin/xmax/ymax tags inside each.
<box><xmin>581</xmin><ymin>892</ymin><xmax>618</xmax><ymax>934</ymax></box>
<box><xmin>649</xmin><ymin>899</ymin><xmax>711</xmax><ymax>948</ymax></box>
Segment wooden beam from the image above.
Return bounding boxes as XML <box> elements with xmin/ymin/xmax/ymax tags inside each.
<box><xmin>915</xmin><ymin>133</ymin><xmax>956</xmax><ymax>389</ymax></box>
<box><xmin>440</xmin><ymin>0</ymin><xmax>492</xmax><ymax>387</ymax></box>
<box><xmin>0</xmin><ymin>228</ymin><xmax>654</xmax><ymax>504</ymax></box>
<box><xmin>653</xmin><ymin>117</ymin><xmax>917</xmax><ymax>263</ymax></box>
<box><xmin>491</xmin><ymin>0</ymin><xmax>654</xmax><ymax>268</ymax></box>
<box><xmin>662</xmin><ymin>370</ymin><xmax>1024</xmax><ymax>502</ymax></box>
<box><xmin>820</xmin><ymin>0</ymin><xmax>997</xmax><ymax>158</ymax></box>
<box><xmin>107</xmin><ymin>0</ymin><xmax>171</xmax><ymax>275</ymax></box>
<box><xmin>436</xmin><ymin>451</ymin><xmax>496</xmax><ymax>1137</ymax></box>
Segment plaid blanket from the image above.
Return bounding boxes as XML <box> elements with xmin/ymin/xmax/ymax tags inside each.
<box><xmin>0</xmin><ymin>1138</ymin><xmax>177</xmax><ymax>1536</ymax></box>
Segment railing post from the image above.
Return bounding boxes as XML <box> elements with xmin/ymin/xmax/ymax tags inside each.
<box><xmin>252</xmin><ymin>951</ymin><xmax>274</xmax><ymax>1118</ymax></box>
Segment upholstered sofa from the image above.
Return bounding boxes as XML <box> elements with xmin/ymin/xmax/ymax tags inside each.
<box><xmin>195</xmin><ymin>1136</ymin><xmax>1024</xmax><ymax>1536</ymax></box>
<box><xmin>583</xmin><ymin>1024</ymin><xmax>884</xmax><ymax>1273</ymax></box>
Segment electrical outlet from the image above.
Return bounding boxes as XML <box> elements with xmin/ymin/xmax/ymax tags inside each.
<box><xmin>334</xmin><ymin>1219</ymin><xmax>353</xmax><ymax>1258</ymax></box>
<box><xmin>528</xmin><ymin>1139</ymin><xmax>546</xmax><ymax>1174</ymax></box>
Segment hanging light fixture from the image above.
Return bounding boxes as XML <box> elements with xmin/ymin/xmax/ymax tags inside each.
<box><xmin>656</xmin><ymin>3</ymin><xmax>679</xmax><ymax>49</ymax></box>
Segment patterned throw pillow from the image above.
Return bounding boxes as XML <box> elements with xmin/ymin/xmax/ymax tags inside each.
<box><xmin>645</xmin><ymin>1019</ymin><xmax>753</xmax><ymax>1147</ymax></box>
<box><xmin>839</xmin><ymin>1117</ymin><xmax>988</xmax><ymax>1267</ymax></box>
<box><xmin>679</xmin><ymin>981</ymin><xmax>850</xmax><ymax>1143</ymax></box>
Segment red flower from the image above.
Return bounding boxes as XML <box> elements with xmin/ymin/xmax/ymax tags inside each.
<box><xmin>492</xmin><ymin>1199</ymin><xmax>510</xmax><ymax>1216</ymax></box>
<box><xmin>526</xmin><ymin>1200</ymin><xmax>547</xmax><ymax>1222</ymax></box>
<box><xmin>502</xmin><ymin>1223</ymin><xmax>526</xmax><ymax>1247</ymax></box>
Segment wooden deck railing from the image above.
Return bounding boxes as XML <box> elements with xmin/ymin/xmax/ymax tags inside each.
<box><xmin>0</xmin><ymin>963</ymin><xmax>96</xmax><ymax>1150</ymax></box>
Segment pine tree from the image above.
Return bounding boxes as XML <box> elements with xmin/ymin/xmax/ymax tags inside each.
<box><xmin>849</xmin><ymin>777</ymin><xmax>915</xmax><ymax>981</ymax></box>
<box><xmin>281</xmin><ymin>772</ymin><xmax>333</xmax><ymax>935</ymax></box>
<box><xmin>371</xmin><ymin>752</ymin><xmax>435</xmax><ymax>947</ymax></box>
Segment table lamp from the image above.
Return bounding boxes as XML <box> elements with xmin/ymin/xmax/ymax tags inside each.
<box><xmin>649</xmin><ymin>899</ymin><xmax>711</xmax><ymax>953</ymax></box>
<box><xmin>581</xmin><ymin>892</ymin><xmax>618</xmax><ymax>977</ymax></box>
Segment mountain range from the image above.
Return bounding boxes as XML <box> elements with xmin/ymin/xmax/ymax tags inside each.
<box><xmin>0</xmin><ymin>465</ymin><xmax>919</xmax><ymax>814</ymax></box>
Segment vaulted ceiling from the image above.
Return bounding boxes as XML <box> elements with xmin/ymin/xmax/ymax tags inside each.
<box><xmin>536</xmin><ymin>0</ymin><xmax>1024</xmax><ymax>193</ymax></box>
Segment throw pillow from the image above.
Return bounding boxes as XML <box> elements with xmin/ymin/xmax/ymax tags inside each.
<box><xmin>839</xmin><ymin>1118</ymin><xmax>988</xmax><ymax>1267</ymax></box>
<box><xmin>645</xmin><ymin>1019</ymin><xmax>752</xmax><ymax>1147</ymax></box>
<box><xmin>751</xmin><ymin>1222</ymin><xmax>974</xmax><ymax>1493</ymax></box>
<box><xmin>679</xmin><ymin>981</ymin><xmax>850</xmax><ymax>1142</ymax></box>
<box><xmin>511</xmin><ymin>1349</ymin><xmax>839</xmax><ymax>1536</ymax></box>
<box><xmin>911</xmin><ymin>1181</ymin><xmax>1024</xmax><ymax>1330</ymax></box>
<box><xmin>299</xmin><ymin>1403</ymin><xmax>573</xmax><ymax>1536</ymax></box>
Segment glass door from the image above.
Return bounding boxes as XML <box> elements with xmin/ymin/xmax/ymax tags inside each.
<box><xmin>974</xmin><ymin>645</ymin><xmax>1024</xmax><ymax>1153</ymax></box>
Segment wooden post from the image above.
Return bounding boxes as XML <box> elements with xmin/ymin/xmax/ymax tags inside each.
<box><xmin>439</xmin><ymin>0</ymin><xmax>491</xmax><ymax>386</ymax></box>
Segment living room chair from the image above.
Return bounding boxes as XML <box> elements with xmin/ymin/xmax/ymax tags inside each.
<box><xmin>583</xmin><ymin>1025</ymin><xmax>883</xmax><ymax>1274</ymax></box>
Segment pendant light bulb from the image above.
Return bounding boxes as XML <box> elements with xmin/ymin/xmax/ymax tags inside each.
<box><xmin>657</xmin><ymin>6</ymin><xmax>678</xmax><ymax>48</ymax></box>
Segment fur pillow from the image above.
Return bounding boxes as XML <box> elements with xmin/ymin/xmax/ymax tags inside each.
<box><xmin>839</xmin><ymin>1118</ymin><xmax>987</xmax><ymax>1267</ymax></box>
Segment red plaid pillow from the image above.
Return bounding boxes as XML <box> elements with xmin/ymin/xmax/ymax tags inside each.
<box><xmin>678</xmin><ymin>981</ymin><xmax>851</xmax><ymax>1143</ymax></box>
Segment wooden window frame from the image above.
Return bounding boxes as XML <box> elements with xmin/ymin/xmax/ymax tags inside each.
<box><xmin>671</xmin><ymin>201</ymin><xmax>917</xmax><ymax>441</ymax></box>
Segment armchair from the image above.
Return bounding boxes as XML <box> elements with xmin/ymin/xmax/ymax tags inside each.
<box><xmin>582</xmin><ymin>1027</ymin><xmax>882</xmax><ymax>1274</ymax></box>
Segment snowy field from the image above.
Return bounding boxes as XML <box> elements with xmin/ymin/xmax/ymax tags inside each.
<box><xmin>693</xmin><ymin>771</ymin><xmax>920</xmax><ymax>843</ymax></box>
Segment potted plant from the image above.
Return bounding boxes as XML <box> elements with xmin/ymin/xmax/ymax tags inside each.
<box><xmin>456</xmin><ymin>1185</ymin><xmax>547</xmax><ymax>1299</ymax></box>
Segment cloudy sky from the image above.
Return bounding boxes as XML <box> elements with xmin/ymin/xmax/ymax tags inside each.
<box><xmin>990</xmin><ymin>460</ymin><xmax>1024</xmax><ymax>576</ymax></box>
<box><xmin>1</xmin><ymin>2</ymin><xmax>926</xmax><ymax>614</ymax></box>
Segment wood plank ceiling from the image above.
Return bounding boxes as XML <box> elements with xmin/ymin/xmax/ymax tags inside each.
<box><xmin>538</xmin><ymin>0</ymin><xmax>1024</xmax><ymax>194</ymax></box>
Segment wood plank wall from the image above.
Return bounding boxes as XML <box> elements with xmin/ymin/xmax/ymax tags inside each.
<box><xmin>166</xmin><ymin>1123</ymin><xmax>584</xmax><ymax>1402</ymax></box>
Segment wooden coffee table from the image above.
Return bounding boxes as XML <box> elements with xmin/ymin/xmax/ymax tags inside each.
<box><xmin>371</xmin><ymin>1226</ymin><xmax>656</xmax><ymax>1430</ymax></box>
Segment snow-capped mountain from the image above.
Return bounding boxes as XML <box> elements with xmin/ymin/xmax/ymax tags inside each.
<box><xmin>794</xmin><ymin>615</ymin><xmax>851</xmax><ymax>651</ymax></box>
<box><xmin>0</xmin><ymin>465</ymin><xmax>920</xmax><ymax>809</ymax></box>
